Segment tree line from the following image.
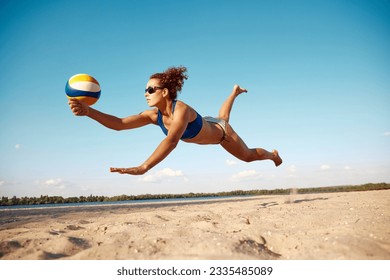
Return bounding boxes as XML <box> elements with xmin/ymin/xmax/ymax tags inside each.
<box><xmin>1</xmin><ymin>182</ymin><xmax>389</xmax><ymax>207</ymax></box>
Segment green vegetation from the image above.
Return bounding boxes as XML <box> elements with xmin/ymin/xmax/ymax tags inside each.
<box><xmin>1</xmin><ymin>182</ymin><xmax>389</xmax><ymax>207</ymax></box>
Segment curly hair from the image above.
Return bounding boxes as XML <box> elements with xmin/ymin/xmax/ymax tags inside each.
<box><xmin>150</xmin><ymin>66</ymin><xmax>188</xmax><ymax>100</ymax></box>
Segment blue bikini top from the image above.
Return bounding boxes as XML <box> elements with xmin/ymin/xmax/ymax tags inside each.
<box><xmin>157</xmin><ymin>100</ymin><xmax>203</xmax><ymax>140</ymax></box>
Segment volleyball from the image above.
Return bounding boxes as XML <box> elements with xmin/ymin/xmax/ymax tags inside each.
<box><xmin>65</xmin><ymin>74</ymin><xmax>101</xmax><ymax>105</ymax></box>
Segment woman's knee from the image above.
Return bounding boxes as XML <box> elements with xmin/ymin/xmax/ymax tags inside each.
<box><xmin>240</xmin><ymin>152</ymin><xmax>255</xmax><ymax>162</ymax></box>
<box><xmin>224</xmin><ymin>145</ymin><xmax>254</xmax><ymax>162</ymax></box>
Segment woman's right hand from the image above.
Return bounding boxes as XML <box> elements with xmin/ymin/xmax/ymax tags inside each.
<box><xmin>68</xmin><ymin>98</ymin><xmax>90</xmax><ymax>116</ymax></box>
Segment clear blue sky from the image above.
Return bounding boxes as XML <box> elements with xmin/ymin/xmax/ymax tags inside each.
<box><xmin>1</xmin><ymin>0</ymin><xmax>389</xmax><ymax>198</ymax></box>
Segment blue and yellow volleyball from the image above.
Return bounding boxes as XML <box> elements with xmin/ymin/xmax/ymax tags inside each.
<box><xmin>65</xmin><ymin>74</ymin><xmax>101</xmax><ymax>105</ymax></box>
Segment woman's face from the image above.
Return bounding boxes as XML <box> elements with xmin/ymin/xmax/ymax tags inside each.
<box><xmin>144</xmin><ymin>78</ymin><xmax>165</xmax><ymax>107</ymax></box>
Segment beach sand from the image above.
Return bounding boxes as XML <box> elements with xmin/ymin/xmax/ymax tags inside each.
<box><xmin>0</xmin><ymin>190</ymin><xmax>389</xmax><ymax>260</ymax></box>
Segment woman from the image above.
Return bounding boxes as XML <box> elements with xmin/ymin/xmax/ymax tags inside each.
<box><xmin>68</xmin><ymin>66</ymin><xmax>282</xmax><ymax>175</ymax></box>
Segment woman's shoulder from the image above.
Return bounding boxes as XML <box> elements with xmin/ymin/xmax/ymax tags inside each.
<box><xmin>142</xmin><ymin>107</ymin><xmax>158</xmax><ymax>115</ymax></box>
<box><xmin>140</xmin><ymin>108</ymin><xmax>158</xmax><ymax>122</ymax></box>
<box><xmin>174</xmin><ymin>100</ymin><xmax>199</xmax><ymax>119</ymax></box>
<box><xmin>175</xmin><ymin>100</ymin><xmax>192</xmax><ymax>111</ymax></box>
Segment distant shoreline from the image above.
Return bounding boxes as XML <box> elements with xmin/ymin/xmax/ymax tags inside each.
<box><xmin>1</xmin><ymin>182</ymin><xmax>389</xmax><ymax>208</ymax></box>
<box><xmin>0</xmin><ymin>195</ymin><xmax>252</xmax><ymax>211</ymax></box>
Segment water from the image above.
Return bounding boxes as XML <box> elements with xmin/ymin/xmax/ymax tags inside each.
<box><xmin>0</xmin><ymin>195</ymin><xmax>248</xmax><ymax>210</ymax></box>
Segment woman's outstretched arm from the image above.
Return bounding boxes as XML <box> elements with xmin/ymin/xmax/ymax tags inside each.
<box><xmin>68</xmin><ymin>98</ymin><xmax>155</xmax><ymax>131</ymax></box>
<box><xmin>110</xmin><ymin>135</ymin><xmax>179</xmax><ymax>175</ymax></box>
<box><xmin>110</xmin><ymin>103</ymin><xmax>191</xmax><ymax>175</ymax></box>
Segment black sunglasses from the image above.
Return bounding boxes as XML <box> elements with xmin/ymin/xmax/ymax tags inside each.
<box><xmin>145</xmin><ymin>86</ymin><xmax>164</xmax><ymax>94</ymax></box>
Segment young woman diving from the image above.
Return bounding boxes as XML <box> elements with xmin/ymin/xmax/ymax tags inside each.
<box><xmin>68</xmin><ymin>66</ymin><xmax>282</xmax><ymax>175</ymax></box>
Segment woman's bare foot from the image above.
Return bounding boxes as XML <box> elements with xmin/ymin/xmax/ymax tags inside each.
<box><xmin>233</xmin><ymin>85</ymin><xmax>248</xmax><ymax>96</ymax></box>
<box><xmin>272</xmin><ymin>150</ymin><xmax>283</xmax><ymax>167</ymax></box>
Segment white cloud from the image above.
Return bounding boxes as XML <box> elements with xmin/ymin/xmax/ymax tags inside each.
<box><xmin>230</xmin><ymin>170</ymin><xmax>262</xmax><ymax>182</ymax></box>
<box><xmin>45</xmin><ymin>178</ymin><xmax>63</xmax><ymax>186</ymax></box>
<box><xmin>158</xmin><ymin>168</ymin><xmax>184</xmax><ymax>177</ymax></box>
<box><xmin>0</xmin><ymin>180</ymin><xmax>16</xmax><ymax>188</ymax></box>
<box><xmin>286</xmin><ymin>165</ymin><xmax>297</xmax><ymax>178</ymax></box>
<box><xmin>287</xmin><ymin>165</ymin><xmax>296</xmax><ymax>173</ymax></box>
<box><xmin>226</xmin><ymin>159</ymin><xmax>238</xmax><ymax>166</ymax></box>
<box><xmin>33</xmin><ymin>178</ymin><xmax>90</xmax><ymax>197</ymax></box>
<box><xmin>344</xmin><ymin>165</ymin><xmax>352</xmax><ymax>170</ymax></box>
<box><xmin>384</xmin><ymin>132</ymin><xmax>390</xmax><ymax>136</ymax></box>
<box><xmin>320</xmin><ymin>164</ymin><xmax>331</xmax><ymax>170</ymax></box>
<box><xmin>36</xmin><ymin>178</ymin><xmax>66</xmax><ymax>189</ymax></box>
<box><xmin>15</xmin><ymin>144</ymin><xmax>21</xmax><ymax>149</ymax></box>
<box><xmin>139</xmin><ymin>168</ymin><xmax>188</xmax><ymax>183</ymax></box>
<box><xmin>141</xmin><ymin>174</ymin><xmax>158</xmax><ymax>183</ymax></box>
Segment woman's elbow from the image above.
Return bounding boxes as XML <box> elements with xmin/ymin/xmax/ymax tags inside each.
<box><xmin>165</xmin><ymin>136</ymin><xmax>180</xmax><ymax>148</ymax></box>
<box><xmin>112</xmin><ymin>119</ymin><xmax>128</xmax><ymax>131</ymax></box>
<box><xmin>112</xmin><ymin>126</ymin><xmax>123</xmax><ymax>131</ymax></box>
<box><xmin>106</xmin><ymin>124</ymin><xmax>123</xmax><ymax>131</ymax></box>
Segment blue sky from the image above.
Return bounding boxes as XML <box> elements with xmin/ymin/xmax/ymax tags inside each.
<box><xmin>1</xmin><ymin>0</ymin><xmax>389</xmax><ymax>198</ymax></box>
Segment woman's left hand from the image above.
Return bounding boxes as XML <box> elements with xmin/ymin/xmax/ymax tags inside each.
<box><xmin>110</xmin><ymin>165</ymin><xmax>148</xmax><ymax>175</ymax></box>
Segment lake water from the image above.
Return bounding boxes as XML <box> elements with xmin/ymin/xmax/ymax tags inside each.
<box><xmin>0</xmin><ymin>195</ymin><xmax>249</xmax><ymax>211</ymax></box>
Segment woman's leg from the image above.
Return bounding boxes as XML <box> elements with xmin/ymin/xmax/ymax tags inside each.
<box><xmin>221</xmin><ymin>124</ymin><xmax>282</xmax><ymax>166</ymax></box>
<box><xmin>218</xmin><ymin>85</ymin><xmax>247</xmax><ymax>122</ymax></box>
<box><xmin>218</xmin><ymin>85</ymin><xmax>282</xmax><ymax>166</ymax></box>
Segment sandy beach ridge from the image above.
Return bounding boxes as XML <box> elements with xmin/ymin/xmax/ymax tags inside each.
<box><xmin>1</xmin><ymin>190</ymin><xmax>389</xmax><ymax>260</ymax></box>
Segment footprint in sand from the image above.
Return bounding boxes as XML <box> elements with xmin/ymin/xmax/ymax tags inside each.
<box><xmin>40</xmin><ymin>237</ymin><xmax>91</xmax><ymax>260</ymax></box>
<box><xmin>154</xmin><ymin>215</ymin><xmax>169</xmax><ymax>222</ymax></box>
<box><xmin>49</xmin><ymin>229</ymin><xmax>66</xmax><ymax>235</ymax></box>
<box><xmin>258</xmin><ymin>202</ymin><xmax>279</xmax><ymax>208</ymax></box>
<box><xmin>41</xmin><ymin>251</ymin><xmax>69</xmax><ymax>260</ymax></box>
<box><xmin>48</xmin><ymin>224</ymin><xmax>83</xmax><ymax>236</ymax></box>
<box><xmin>0</xmin><ymin>240</ymin><xmax>22</xmax><ymax>258</ymax></box>
<box><xmin>235</xmin><ymin>236</ymin><xmax>281</xmax><ymax>259</ymax></box>
<box><xmin>67</xmin><ymin>236</ymin><xmax>91</xmax><ymax>249</ymax></box>
<box><xmin>66</xmin><ymin>225</ymin><xmax>85</xmax><ymax>231</ymax></box>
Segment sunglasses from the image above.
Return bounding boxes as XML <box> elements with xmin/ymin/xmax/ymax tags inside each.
<box><xmin>145</xmin><ymin>86</ymin><xmax>164</xmax><ymax>94</ymax></box>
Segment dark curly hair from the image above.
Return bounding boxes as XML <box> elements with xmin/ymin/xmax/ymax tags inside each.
<box><xmin>150</xmin><ymin>66</ymin><xmax>188</xmax><ymax>100</ymax></box>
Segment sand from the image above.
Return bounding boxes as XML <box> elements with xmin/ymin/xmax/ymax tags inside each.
<box><xmin>0</xmin><ymin>190</ymin><xmax>389</xmax><ymax>260</ymax></box>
